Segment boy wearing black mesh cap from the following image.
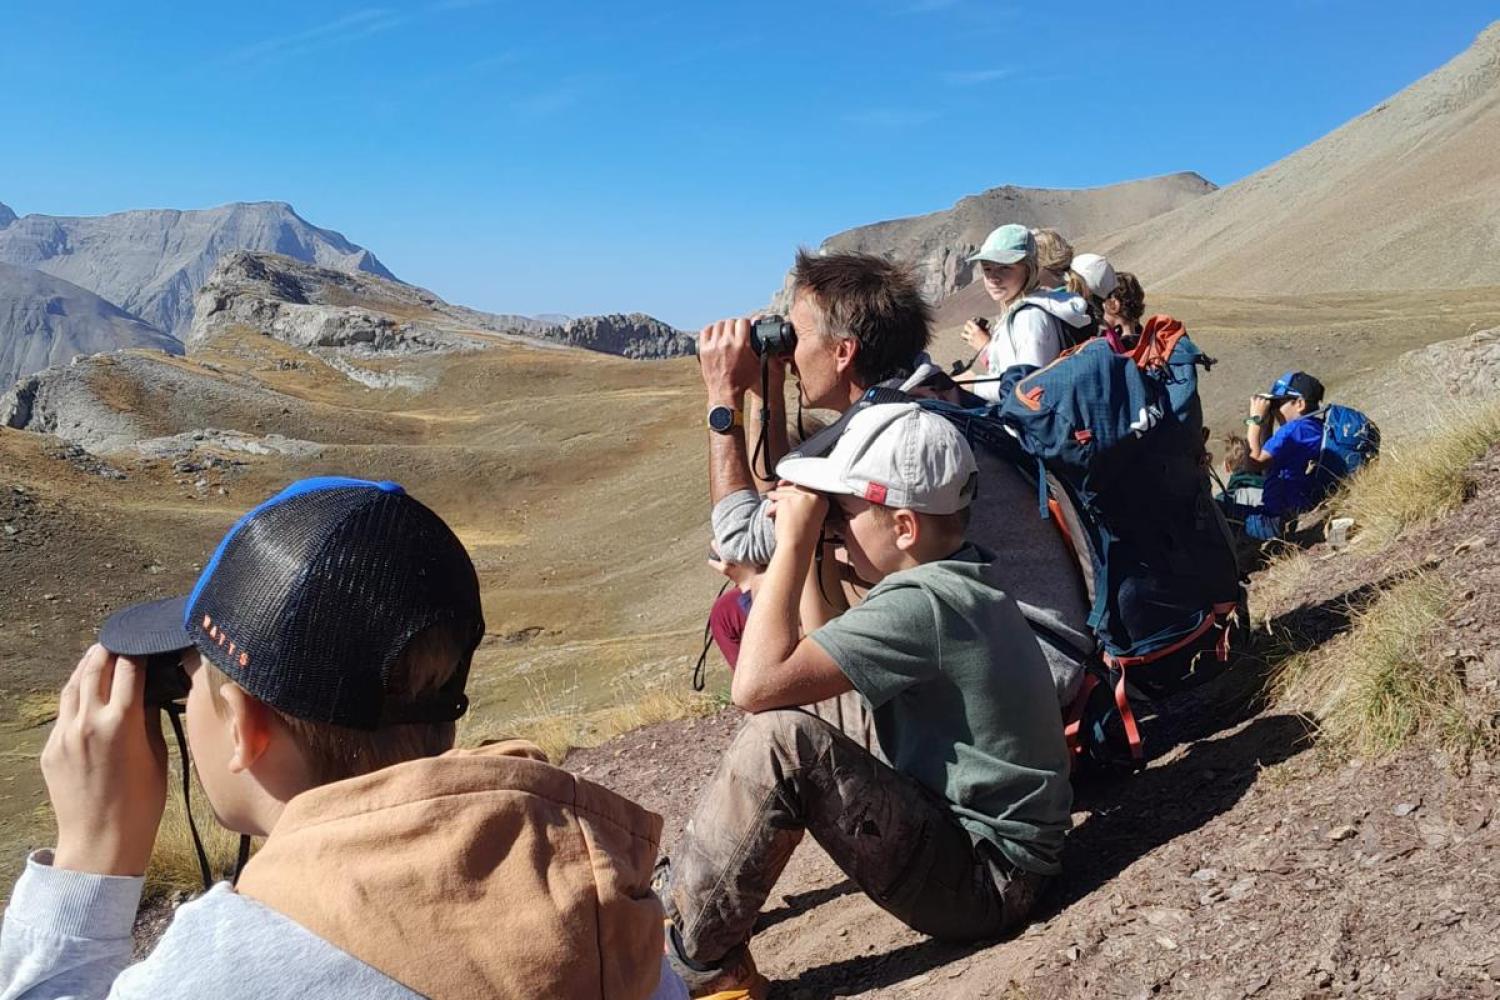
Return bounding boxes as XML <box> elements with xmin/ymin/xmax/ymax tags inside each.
<box><xmin>0</xmin><ymin>477</ymin><xmax>686</xmax><ymax>1000</ymax></box>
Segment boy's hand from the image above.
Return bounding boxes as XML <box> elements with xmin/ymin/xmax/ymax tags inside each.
<box><xmin>698</xmin><ymin>318</ymin><xmax>760</xmax><ymax>406</ymax></box>
<box><xmin>42</xmin><ymin>644</ymin><xmax>169</xmax><ymax>877</ymax></box>
<box><xmin>1249</xmin><ymin>395</ymin><xmax>1273</xmax><ymax>419</ymax></box>
<box><xmin>767</xmin><ymin>485</ymin><xmax>829</xmax><ymax>551</ymax></box>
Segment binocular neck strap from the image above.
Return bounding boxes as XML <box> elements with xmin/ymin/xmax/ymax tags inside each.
<box><xmin>165</xmin><ymin>706</ymin><xmax>252</xmax><ymax>892</ymax></box>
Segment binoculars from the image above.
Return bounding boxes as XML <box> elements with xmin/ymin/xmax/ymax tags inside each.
<box><xmin>145</xmin><ymin>651</ymin><xmax>192</xmax><ymax>706</ymax></box>
<box><xmin>751</xmin><ymin>316</ymin><xmax>797</xmax><ymax>357</ymax></box>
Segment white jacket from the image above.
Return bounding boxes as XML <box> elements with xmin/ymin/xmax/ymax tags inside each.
<box><xmin>973</xmin><ymin>289</ymin><xmax>1093</xmax><ymax>401</ymax></box>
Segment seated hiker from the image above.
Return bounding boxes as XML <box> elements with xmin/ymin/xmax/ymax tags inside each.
<box><xmin>0</xmin><ymin>477</ymin><xmax>686</xmax><ymax>1000</ymax></box>
<box><xmin>1214</xmin><ymin>432</ymin><xmax>1265</xmax><ymax>508</ymax></box>
<box><xmin>1224</xmin><ymin>371</ymin><xmax>1328</xmax><ymax>541</ymax></box>
<box><xmin>664</xmin><ymin>403</ymin><xmax>1073</xmax><ymax>998</ymax></box>
<box><xmin>963</xmin><ymin>225</ymin><xmax>1093</xmax><ymax>402</ymax></box>
<box><xmin>1100</xmin><ymin>271</ymin><xmax>1146</xmax><ymax>352</ymax></box>
<box><xmin>700</xmin><ymin>252</ymin><xmax>1093</xmax><ymax>711</ymax></box>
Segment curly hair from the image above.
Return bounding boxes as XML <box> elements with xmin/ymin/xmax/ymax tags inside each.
<box><xmin>1108</xmin><ymin>271</ymin><xmax>1146</xmax><ymax>323</ymax></box>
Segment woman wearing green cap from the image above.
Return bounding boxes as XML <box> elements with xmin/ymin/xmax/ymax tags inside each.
<box><xmin>959</xmin><ymin>223</ymin><xmax>1092</xmax><ymax>401</ymax></box>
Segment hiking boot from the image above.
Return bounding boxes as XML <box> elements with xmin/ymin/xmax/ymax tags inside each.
<box><xmin>683</xmin><ymin>950</ymin><xmax>769</xmax><ymax>1000</ymax></box>
<box><xmin>665</xmin><ymin>923</ymin><xmax>769</xmax><ymax>1000</ymax></box>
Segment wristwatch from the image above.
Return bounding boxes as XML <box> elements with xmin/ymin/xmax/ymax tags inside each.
<box><xmin>1245</xmin><ymin>414</ymin><xmax>1265</xmax><ymax>427</ymax></box>
<box><xmin>707</xmin><ymin>405</ymin><xmax>743</xmax><ymax>434</ymax></box>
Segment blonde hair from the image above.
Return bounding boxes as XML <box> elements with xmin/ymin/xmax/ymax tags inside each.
<box><xmin>1032</xmin><ymin>228</ymin><xmax>1074</xmax><ymax>279</ymax></box>
<box><xmin>204</xmin><ymin>623</ymin><xmax>470</xmax><ymax>786</ymax></box>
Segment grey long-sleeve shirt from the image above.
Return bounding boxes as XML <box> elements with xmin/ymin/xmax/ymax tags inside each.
<box><xmin>0</xmin><ymin>852</ymin><xmax>687</xmax><ymax>1000</ymax></box>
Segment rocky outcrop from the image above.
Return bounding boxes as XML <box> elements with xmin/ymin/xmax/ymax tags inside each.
<box><xmin>769</xmin><ymin>172</ymin><xmax>1215</xmax><ymax>309</ymax></box>
<box><xmin>0</xmin><ymin>202</ymin><xmax>16</xmax><ymax>228</ymax></box>
<box><xmin>188</xmin><ymin>251</ymin><xmax>537</xmax><ymax>355</ymax></box>
<box><xmin>0</xmin><ymin>200</ymin><xmax>395</xmax><ymax>338</ymax></box>
<box><xmin>0</xmin><ymin>262</ymin><xmax>181</xmax><ymax>388</ymax></box>
<box><xmin>191</xmin><ymin>251</ymin><xmax>693</xmax><ymax>362</ymax></box>
<box><xmin>1343</xmin><ymin>327</ymin><xmax>1500</xmax><ymax>438</ymax></box>
<box><xmin>536</xmin><ymin>313</ymin><xmax>695</xmax><ymax>359</ymax></box>
<box><xmin>2</xmin><ymin>355</ymin><xmax>154</xmax><ymax>454</ymax></box>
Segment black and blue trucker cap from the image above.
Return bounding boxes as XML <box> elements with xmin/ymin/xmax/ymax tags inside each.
<box><xmin>98</xmin><ymin>477</ymin><xmax>484</xmax><ymax>729</ymax></box>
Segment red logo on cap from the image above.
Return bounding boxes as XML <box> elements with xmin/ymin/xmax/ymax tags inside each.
<box><xmin>864</xmin><ymin>483</ymin><xmax>888</xmax><ymax>504</ymax></box>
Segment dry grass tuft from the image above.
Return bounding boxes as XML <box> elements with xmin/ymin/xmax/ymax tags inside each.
<box><xmin>11</xmin><ymin>691</ymin><xmax>60</xmax><ymax>729</ymax></box>
<box><xmin>1335</xmin><ymin>401</ymin><xmax>1500</xmax><ymax>547</ymax></box>
<box><xmin>465</xmin><ymin>684</ymin><xmax>720</xmax><ymax>763</ymax></box>
<box><xmin>1271</xmin><ymin>576</ymin><xmax>1498</xmax><ymax>760</ymax></box>
<box><xmin>145</xmin><ymin>771</ymin><xmax>252</xmax><ymax>902</ymax></box>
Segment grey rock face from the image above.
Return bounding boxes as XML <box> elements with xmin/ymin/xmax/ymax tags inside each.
<box><xmin>0</xmin><ymin>262</ymin><xmax>181</xmax><ymax>387</ymax></box>
<box><xmin>189</xmin><ymin>251</ymin><xmax>546</xmax><ymax>355</ymax></box>
<box><xmin>1</xmin><ymin>355</ymin><xmax>153</xmax><ymax>454</ymax></box>
<box><xmin>0</xmin><ymin>200</ymin><xmax>395</xmax><ymax>338</ymax></box>
<box><xmin>192</xmin><ymin>251</ymin><xmax>693</xmax><ymax>362</ymax></box>
<box><xmin>0</xmin><ymin>203</ymin><xmax>16</xmax><ymax>228</ymax></box>
<box><xmin>769</xmin><ymin>172</ymin><xmax>1216</xmax><ymax>310</ymax></box>
<box><xmin>537</xmin><ymin>313</ymin><xmax>696</xmax><ymax>359</ymax></box>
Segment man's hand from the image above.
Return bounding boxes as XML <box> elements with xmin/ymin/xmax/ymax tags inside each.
<box><xmin>698</xmin><ymin>318</ymin><xmax>760</xmax><ymax>405</ymax></box>
<box><xmin>767</xmin><ymin>484</ymin><xmax>829</xmax><ymax>552</ymax></box>
<box><xmin>1249</xmin><ymin>395</ymin><xmax>1273</xmax><ymax>419</ymax></box>
<box><xmin>42</xmin><ymin>644</ymin><xmax>169</xmax><ymax>876</ymax></box>
<box><xmin>709</xmin><ymin>556</ymin><xmax>765</xmax><ymax>595</ymax></box>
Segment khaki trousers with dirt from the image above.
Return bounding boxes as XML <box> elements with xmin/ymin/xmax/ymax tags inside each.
<box><xmin>665</xmin><ymin>692</ymin><xmax>1046</xmax><ymax>974</ymax></box>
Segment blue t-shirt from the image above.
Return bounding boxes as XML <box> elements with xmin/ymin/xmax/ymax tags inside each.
<box><xmin>1261</xmin><ymin>415</ymin><xmax>1324</xmax><ymax>517</ymax></box>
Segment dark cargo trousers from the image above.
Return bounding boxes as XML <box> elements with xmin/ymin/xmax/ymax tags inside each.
<box><xmin>665</xmin><ymin>694</ymin><xmax>1047</xmax><ymax>974</ymax></box>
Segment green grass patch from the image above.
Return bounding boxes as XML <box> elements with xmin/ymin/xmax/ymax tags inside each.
<box><xmin>1271</xmin><ymin>576</ymin><xmax>1498</xmax><ymax>761</ymax></box>
<box><xmin>1337</xmin><ymin>400</ymin><xmax>1500</xmax><ymax>547</ymax></box>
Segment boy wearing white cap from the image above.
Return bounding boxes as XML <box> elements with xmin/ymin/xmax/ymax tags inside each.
<box><xmin>664</xmin><ymin>403</ymin><xmax>1072</xmax><ymax>998</ymax></box>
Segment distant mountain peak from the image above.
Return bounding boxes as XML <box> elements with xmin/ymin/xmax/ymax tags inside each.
<box><xmin>0</xmin><ymin>200</ymin><xmax>396</xmax><ymax>337</ymax></box>
<box><xmin>0</xmin><ymin>202</ymin><xmax>15</xmax><ymax>228</ymax></box>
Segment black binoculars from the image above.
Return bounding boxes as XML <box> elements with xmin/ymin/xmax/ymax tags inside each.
<box><xmin>751</xmin><ymin>316</ymin><xmax>797</xmax><ymax>357</ymax></box>
<box><xmin>145</xmin><ymin>651</ymin><xmax>192</xmax><ymax>707</ymax></box>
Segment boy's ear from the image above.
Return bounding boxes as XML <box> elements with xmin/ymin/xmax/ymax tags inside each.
<box><xmin>220</xmin><ymin>683</ymin><xmax>277</xmax><ymax>774</ymax></box>
<box><xmin>891</xmin><ymin>508</ymin><xmax>920</xmax><ymax>552</ymax></box>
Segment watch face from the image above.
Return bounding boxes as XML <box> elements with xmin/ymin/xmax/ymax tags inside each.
<box><xmin>708</xmin><ymin>406</ymin><xmax>736</xmax><ymax>433</ymax></box>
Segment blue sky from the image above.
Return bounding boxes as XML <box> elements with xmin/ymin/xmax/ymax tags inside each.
<box><xmin>0</xmin><ymin>2</ymin><xmax>1495</xmax><ymax>329</ymax></box>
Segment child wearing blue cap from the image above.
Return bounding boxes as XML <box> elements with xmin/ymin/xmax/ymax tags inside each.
<box><xmin>0</xmin><ymin>477</ymin><xmax>687</xmax><ymax>1000</ymax></box>
<box><xmin>1233</xmin><ymin>371</ymin><xmax>1328</xmax><ymax>539</ymax></box>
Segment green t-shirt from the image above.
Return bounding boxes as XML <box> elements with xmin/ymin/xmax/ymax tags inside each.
<box><xmin>809</xmin><ymin>544</ymin><xmax>1073</xmax><ymax>874</ymax></box>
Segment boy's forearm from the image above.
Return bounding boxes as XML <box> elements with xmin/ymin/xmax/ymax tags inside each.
<box><xmin>735</xmin><ymin>535</ymin><xmax>815</xmax><ymax>685</ymax></box>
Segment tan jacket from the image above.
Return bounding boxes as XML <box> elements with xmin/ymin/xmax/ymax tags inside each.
<box><xmin>237</xmin><ymin>740</ymin><xmax>668</xmax><ymax>999</ymax></box>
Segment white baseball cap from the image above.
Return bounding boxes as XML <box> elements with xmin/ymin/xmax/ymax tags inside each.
<box><xmin>775</xmin><ymin>403</ymin><xmax>978</xmax><ymax>515</ymax></box>
<box><xmin>1072</xmin><ymin>253</ymin><xmax>1117</xmax><ymax>298</ymax></box>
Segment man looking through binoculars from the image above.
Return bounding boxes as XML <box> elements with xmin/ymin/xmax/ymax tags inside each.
<box><xmin>699</xmin><ymin>250</ymin><xmax>934</xmax><ymax>569</ymax></box>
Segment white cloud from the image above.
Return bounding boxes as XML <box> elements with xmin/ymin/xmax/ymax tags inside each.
<box><xmin>228</xmin><ymin>8</ymin><xmax>406</xmax><ymax>64</ymax></box>
<box><xmin>943</xmin><ymin>67</ymin><xmax>1012</xmax><ymax>86</ymax></box>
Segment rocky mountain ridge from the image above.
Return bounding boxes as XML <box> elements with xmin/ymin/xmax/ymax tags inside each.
<box><xmin>771</xmin><ymin>172</ymin><xmax>1215</xmax><ymax>309</ymax></box>
<box><xmin>0</xmin><ymin>262</ymin><xmax>180</xmax><ymax>388</ymax></box>
<box><xmin>0</xmin><ymin>200</ymin><xmax>395</xmax><ymax>339</ymax></box>
<box><xmin>1098</xmin><ymin>20</ymin><xmax>1500</xmax><ymax>294</ymax></box>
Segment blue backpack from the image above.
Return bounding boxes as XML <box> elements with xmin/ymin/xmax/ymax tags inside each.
<box><xmin>928</xmin><ymin>316</ymin><xmax>1243</xmax><ymax>769</ymax></box>
<box><xmin>1312</xmin><ymin>404</ymin><xmax>1380</xmax><ymax>499</ymax></box>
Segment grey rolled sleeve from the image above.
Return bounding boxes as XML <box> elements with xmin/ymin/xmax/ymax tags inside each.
<box><xmin>710</xmin><ymin>490</ymin><xmax>776</xmax><ymax>567</ymax></box>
